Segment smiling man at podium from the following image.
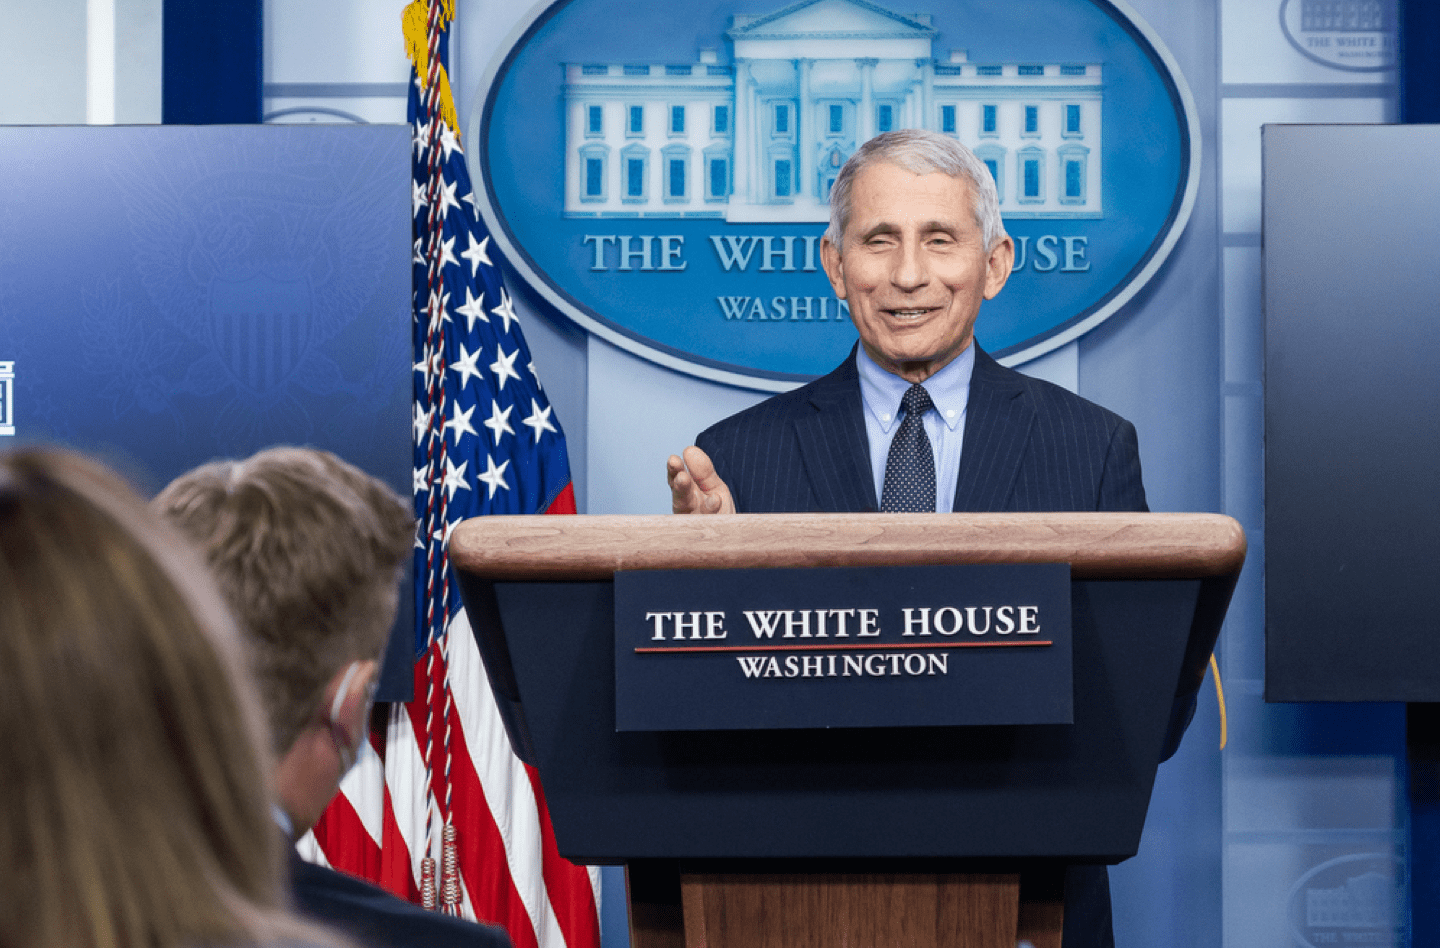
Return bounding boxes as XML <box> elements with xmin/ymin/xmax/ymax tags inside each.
<box><xmin>668</xmin><ymin>129</ymin><xmax>1153</xmax><ymax>948</ymax></box>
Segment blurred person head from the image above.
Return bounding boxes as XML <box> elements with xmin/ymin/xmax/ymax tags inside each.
<box><xmin>0</xmin><ymin>447</ymin><xmax>331</xmax><ymax>948</ymax></box>
<box><xmin>154</xmin><ymin>447</ymin><xmax>413</xmax><ymax>837</ymax></box>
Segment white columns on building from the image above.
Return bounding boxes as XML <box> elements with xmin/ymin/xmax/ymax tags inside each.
<box><xmin>734</xmin><ymin>59</ymin><xmax>753</xmax><ymax>202</ymax></box>
<box><xmin>917</xmin><ymin>58</ymin><xmax>934</xmax><ymax>131</ymax></box>
<box><xmin>748</xmin><ymin>67</ymin><xmax>761</xmax><ymax>201</ymax></box>
<box><xmin>857</xmin><ymin>57</ymin><xmax>877</xmax><ymax>142</ymax></box>
<box><xmin>797</xmin><ymin>58</ymin><xmax>814</xmax><ymax>203</ymax></box>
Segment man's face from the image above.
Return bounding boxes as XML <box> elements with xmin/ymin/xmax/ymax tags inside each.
<box><xmin>821</xmin><ymin>162</ymin><xmax>1014</xmax><ymax>383</ymax></box>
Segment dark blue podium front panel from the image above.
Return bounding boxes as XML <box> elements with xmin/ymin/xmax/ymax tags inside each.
<box><xmin>478</xmin><ymin>576</ymin><xmax>1201</xmax><ymax>864</ymax></box>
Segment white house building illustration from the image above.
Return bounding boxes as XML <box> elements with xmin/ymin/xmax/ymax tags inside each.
<box><xmin>562</xmin><ymin>0</ymin><xmax>1103</xmax><ymax>222</ymax></box>
<box><xmin>1305</xmin><ymin>870</ymin><xmax>1394</xmax><ymax>929</ymax></box>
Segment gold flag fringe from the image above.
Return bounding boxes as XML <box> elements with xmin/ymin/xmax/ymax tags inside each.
<box><xmin>402</xmin><ymin>0</ymin><xmax>460</xmax><ymax>137</ymax></box>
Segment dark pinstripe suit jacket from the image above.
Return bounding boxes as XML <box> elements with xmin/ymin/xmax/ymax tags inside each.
<box><xmin>694</xmin><ymin>342</ymin><xmax>1146</xmax><ymax>948</ymax></box>
<box><xmin>696</xmin><ymin>343</ymin><xmax>1148</xmax><ymax>515</ymax></box>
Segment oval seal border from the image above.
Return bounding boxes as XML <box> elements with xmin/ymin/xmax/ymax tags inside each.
<box><xmin>469</xmin><ymin>0</ymin><xmax>1202</xmax><ymax>392</ymax></box>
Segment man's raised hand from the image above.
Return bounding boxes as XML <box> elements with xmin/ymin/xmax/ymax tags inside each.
<box><xmin>666</xmin><ymin>445</ymin><xmax>735</xmax><ymax>515</ymax></box>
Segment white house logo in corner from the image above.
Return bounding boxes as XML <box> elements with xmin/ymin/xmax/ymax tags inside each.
<box><xmin>473</xmin><ymin>0</ymin><xmax>1199</xmax><ymax>390</ymax></box>
<box><xmin>1286</xmin><ymin>852</ymin><xmax>1405</xmax><ymax>947</ymax></box>
<box><xmin>1280</xmin><ymin>0</ymin><xmax>1397</xmax><ymax>72</ymax></box>
<box><xmin>0</xmin><ymin>362</ymin><xmax>14</xmax><ymax>436</ymax></box>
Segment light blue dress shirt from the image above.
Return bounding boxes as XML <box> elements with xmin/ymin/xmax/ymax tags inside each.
<box><xmin>856</xmin><ymin>343</ymin><xmax>974</xmax><ymax>512</ymax></box>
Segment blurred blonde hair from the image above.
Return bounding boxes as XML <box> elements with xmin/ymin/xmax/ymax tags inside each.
<box><xmin>154</xmin><ymin>446</ymin><xmax>413</xmax><ymax>756</ymax></box>
<box><xmin>0</xmin><ymin>448</ymin><xmax>338</xmax><ymax>948</ymax></box>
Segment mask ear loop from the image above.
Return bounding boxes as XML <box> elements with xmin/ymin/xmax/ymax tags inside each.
<box><xmin>328</xmin><ymin>661</ymin><xmax>365</xmax><ymax>775</ymax></box>
<box><xmin>329</xmin><ymin>660</ymin><xmax>363</xmax><ymax>724</ymax></box>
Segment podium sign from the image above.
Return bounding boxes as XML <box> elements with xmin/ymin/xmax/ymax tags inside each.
<box><xmin>451</xmin><ymin>512</ymin><xmax>1245</xmax><ymax>864</ymax></box>
<box><xmin>614</xmin><ymin>563</ymin><xmax>1072</xmax><ymax>731</ymax></box>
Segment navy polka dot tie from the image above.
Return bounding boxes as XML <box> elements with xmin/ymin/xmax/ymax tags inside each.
<box><xmin>881</xmin><ymin>384</ymin><xmax>936</xmax><ymax>513</ymax></box>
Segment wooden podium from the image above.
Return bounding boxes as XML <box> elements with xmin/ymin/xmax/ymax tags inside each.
<box><xmin>450</xmin><ymin>512</ymin><xmax>1245</xmax><ymax>948</ymax></box>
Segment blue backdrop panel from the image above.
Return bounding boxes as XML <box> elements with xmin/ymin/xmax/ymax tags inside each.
<box><xmin>0</xmin><ymin>125</ymin><xmax>416</xmax><ymax>695</ymax></box>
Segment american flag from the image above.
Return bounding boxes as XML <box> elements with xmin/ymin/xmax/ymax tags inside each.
<box><xmin>298</xmin><ymin>3</ymin><xmax>601</xmax><ymax>947</ymax></box>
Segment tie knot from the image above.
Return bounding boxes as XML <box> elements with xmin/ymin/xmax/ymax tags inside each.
<box><xmin>901</xmin><ymin>384</ymin><xmax>933</xmax><ymax>418</ymax></box>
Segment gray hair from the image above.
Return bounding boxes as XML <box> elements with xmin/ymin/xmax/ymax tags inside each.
<box><xmin>826</xmin><ymin>129</ymin><xmax>1007</xmax><ymax>251</ymax></box>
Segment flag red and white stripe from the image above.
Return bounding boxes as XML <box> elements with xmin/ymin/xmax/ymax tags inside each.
<box><xmin>299</xmin><ymin>3</ymin><xmax>601</xmax><ymax>946</ymax></box>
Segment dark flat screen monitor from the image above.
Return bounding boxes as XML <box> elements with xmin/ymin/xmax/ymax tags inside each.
<box><xmin>1264</xmin><ymin>123</ymin><xmax>1440</xmax><ymax>702</ymax></box>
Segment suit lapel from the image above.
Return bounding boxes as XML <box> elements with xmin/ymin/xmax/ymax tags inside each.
<box><xmin>952</xmin><ymin>344</ymin><xmax>1033</xmax><ymax>512</ymax></box>
<box><xmin>794</xmin><ymin>351</ymin><xmax>877</xmax><ymax>512</ymax></box>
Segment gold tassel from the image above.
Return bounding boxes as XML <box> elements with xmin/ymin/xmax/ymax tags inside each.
<box><xmin>441</xmin><ymin>822</ymin><xmax>461</xmax><ymax>911</ymax></box>
<box><xmin>420</xmin><ymin>855</ymin><xmax>437</xmax><ymax>910</ymax></box>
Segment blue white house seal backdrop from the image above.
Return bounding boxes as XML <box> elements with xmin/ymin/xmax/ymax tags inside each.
<box><xmin>470</xmin><ymin>0</ymin><xmax>1199</xmax><ymax>389</ymax></box>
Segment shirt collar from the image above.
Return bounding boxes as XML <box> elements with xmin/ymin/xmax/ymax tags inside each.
<box><xmin>857</xmin><ymin>343</ymin><xmax>974</xmax><ymax>434</ymax></box>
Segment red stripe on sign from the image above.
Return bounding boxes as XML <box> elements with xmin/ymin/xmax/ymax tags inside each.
<box><xmin>636</xmin><ymin>640</ymin><xmax>1055</xmax><ymax>653</ymax></box>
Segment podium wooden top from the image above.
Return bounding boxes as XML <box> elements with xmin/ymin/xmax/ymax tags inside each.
<box><xmin>449</xmin><ymin>512</ymin><xmax>1245</xmax><ymax>582</ymax></box>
